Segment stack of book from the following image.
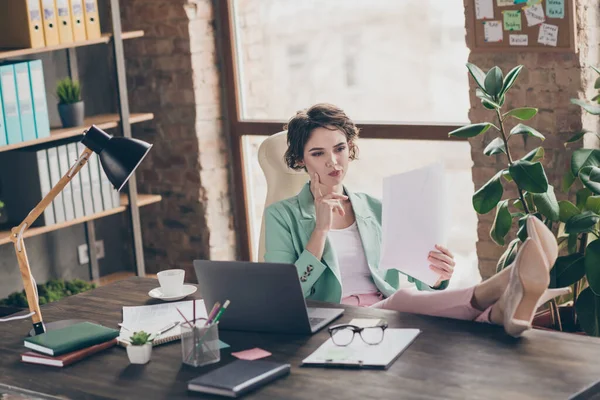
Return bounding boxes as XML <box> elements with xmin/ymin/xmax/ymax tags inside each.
<box><xmin>21</xmin><ymin>321</ymin><xmax>119</xmax><ymax>368</ymax></box>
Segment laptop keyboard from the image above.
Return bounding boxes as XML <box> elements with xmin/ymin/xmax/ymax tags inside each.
<box><xmin>309</xmin><ymin>317</ymin><xmax>326</xmax><ymax>326</ymax></box>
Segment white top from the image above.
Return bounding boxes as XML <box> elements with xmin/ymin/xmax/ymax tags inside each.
<box><xmin>328</xmin><ymin>221</ymin><xmax>378</xmax><ymax>297</ymax></box>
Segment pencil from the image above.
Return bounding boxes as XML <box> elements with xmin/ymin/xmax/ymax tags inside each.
<box><xmin>176</xmin><ymin>307</ymin><xmax>194</xmax><ymax>328</ymax></box>
<box><xmin>211</xmin><ymin>300</ymin><xmax>230</xmax><ymax>324</ymax></box>
<box><xmin>206</xmin><ymin>301</ymin><xmax>221</xmax><ymax>324</ymax></box>
<box><xmin>193</xmin><ymin>299</ymin><xmax>196</xmax><ymax>327</ymax></box>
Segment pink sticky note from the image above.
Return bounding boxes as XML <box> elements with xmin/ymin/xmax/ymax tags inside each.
<box><xmin>231</xmin><ymin>348</ymin><xmax>272</xmax><ymax>361</ymax></box>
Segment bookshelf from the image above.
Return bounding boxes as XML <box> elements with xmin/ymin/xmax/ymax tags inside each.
<box><xmin>0</xmin><ymin>0</ymin><xmax>157</xmax><ymax>285</ymax></box>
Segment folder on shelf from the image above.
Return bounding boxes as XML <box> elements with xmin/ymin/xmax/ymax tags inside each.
<box><xmin>0</xmin><ymin>83</ymin><xmax>7</xmax><ymax>147</ymax></box>
<box><xmin>112</xmin><ymin>188</ymin><xmax>120</xmax><ymax>209</ymax></box>
<box><xmin>0</xmin><ymin>0</ymin><xmax>45</xmax><ymax>49</ymax></box>
<box><xmin>99</xmin><ymin>166</ymin><xmax>114</xmax><ymax>210</ymax></box>
<box><xmin>0</xmin><ymin>65</ymin><xmax>22</xmax><ymax>144</ymax></box>
<box><xmin>69</xmin><ymin>0</ymin><xmax>87</xmax><ymax>42</ymax></box>
<box><xmin>87</xmin><ymin>152</ymin><xmax>104</xmax><ymax>213</ymax></box>
<box><xmin>67</xmin><ymin>143</ymin><xmax>86</xmax><ymax>218</ymax></box>
<box><xmin>77</xmin><ymin>142</ymin><xmax>95</xmax><ymax>216</ymax></box>
<box><xmin>0</xmin><ymin>149</ymin><xmax>55</xmax><ymax>226</ymax></box>
<box><xmin>46</xmin><ymin>147</ymin><xmax>66</xmax><ymax>223</ymax></box>
<box><xmin>57</xmin><ymin>145</ymin><xmax>76</xmax><ymax>221</ymax></box>
<box><xmin>55</xmin><ymin>0</ymin><xmax>74</xmax><ymax>44</ymax></box>
<box><xmin>40</xmin><ymin>0</ymin><xmax>60</xmax><ymax>46</ymax></box>
<box><xmin>28</xmin><ymin>60</ymin><xmax>51</xmax><ymax>140</ymax></box>
<box><xmin>13</xmin><ymin>62</ymin><xmax>37</xmax><ymax>142</ymax></box>
<box><xmin>82</xmin><ymin>0</ymin><xmax>101</xmax><ymax>40</ymax></box>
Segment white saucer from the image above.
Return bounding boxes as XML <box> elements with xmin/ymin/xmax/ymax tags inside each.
<box><xmin>148</xmin><ymin>285</ymin><xmax>197</xmax><ymax>301</ymax></box>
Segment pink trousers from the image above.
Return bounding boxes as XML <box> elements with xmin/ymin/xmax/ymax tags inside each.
<box><xmin>341</xmin><ymin>286</ymin><xmax>492</xmax><ymax>323</ymax></box>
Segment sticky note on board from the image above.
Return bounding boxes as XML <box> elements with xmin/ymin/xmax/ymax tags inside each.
<box><xmin>503</xmin><ymin>10</ymin><xmax>522</xmax><ymax>31</ymax></box>
<box><xmin>497</xmin><ymin>0</ymin><xmax>513</xmax><ymax>6</ymax></box>
<box><xmin>538</xmin><ymin>23</ymin><xmax>559</xmax><ymax>46</ymax></box>
<box><xmin>509</xmin><ymin>34</ymin><xmax>529</xmax><ymax>46</ymax></box>
<box><xmin>483</xmin><ymin>21</ymin><xmax>503</xmax><ymax>42</ymax></box>
<box><xmin>475</xmin><ymin>0</ymin><xmax>494</xmax><ymax>19</ymax></box>
<box><xmin>514</xmin><ymin>0</ymin><xmax>528</xmax><ymax>4</ymax></box>
<box><xmin>524</xmin><ymin>3</ymin><xmax>546</xmax><ymax>26</ymax></box>
<box><xmin>546</xmin><ymin>0</ymin><xmax>564</xmax><ymax>18</ymax></box>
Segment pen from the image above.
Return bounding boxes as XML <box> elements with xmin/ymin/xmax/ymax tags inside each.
<box><xmin>206</xmin><ymin>301</ymin><xmax>221</xmax><ymax>324</ymax></box>
<box><xmin>156</xmin><ymin>321</ymin><xmax>180</xmax><ymax>336</ymax></box>
<box><xmin>210</xmin><ymin>300</ymin><xmax>230</xmax><ymax>325</ymax></box>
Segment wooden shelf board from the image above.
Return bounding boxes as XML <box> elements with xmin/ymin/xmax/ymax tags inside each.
<box><xmin>0</xmin><ymin>194</ymin><xmax>161</xmax><ymax>245</ymax></box>
<box><xmin>0</xmin><ymin>31</ymin><xmax>144</xmax><ymax>60</ymax></box>
<box><xmin>0</xmin><ymin>113</ymin><xmax>154</xmax><ymax>153</ymax></box>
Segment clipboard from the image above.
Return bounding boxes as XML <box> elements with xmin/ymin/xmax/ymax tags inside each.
<box><xmin>301</xmin><ymin>329</ymin><xmax>421</xmax><ymax>370</ymax></box>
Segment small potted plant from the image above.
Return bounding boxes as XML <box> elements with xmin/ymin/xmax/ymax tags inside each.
<box><xmin>56</xmin><ymin>77</ymin><xmax>84</xmax><ymax>128</ymax></box>
<box><xmin>126</xmin><ymin>331</ymin><xmax>153</xmax><ymax>364</ymax></box>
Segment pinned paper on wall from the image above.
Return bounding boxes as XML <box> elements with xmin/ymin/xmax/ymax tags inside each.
<box><xmin>475</xmin><ymin>0</ymin><xmax>494</xmax><ymax>19</ymax></box>
<box><xmin>509</xmin><ymin>34</ymin><xmax>529</xmax><ymax>46</ymax></box>
<box><xmin>538</xmin><ymin>23</ymin><xmax>559</xmax><ymax>46</ymax></box>
<box><xmin>524</xmin><ymin>3</ymin><xmax>546</xmax><ymax>26</ymax></box>
<box><xmin>546</xmin><ymin>0</ymin><xmax>564</xmax><ymax>19</ymax></box>
<box><xmin>503</xmin><ymin>10</ymin><xmax>522</xmax><ymax>31</ymax></box>
<box><xmin>483</xmin><ymin>21</ymin><xmax>503</xmax><ymax>42</ymax></box>
<box><xmin>497</xmin><ymin>0</ymin><xmax>513</xmax><ymax>6</ymax></box>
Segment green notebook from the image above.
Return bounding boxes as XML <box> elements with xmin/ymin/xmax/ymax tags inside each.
<box><xmin>24</xmin><ymin>322</ymin><xmax>119</xmax><ymax>356</ymax></box>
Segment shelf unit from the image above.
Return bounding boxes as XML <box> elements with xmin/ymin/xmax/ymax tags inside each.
<box><xmin>0</xmin><ymin>1</ymin><xmax>156</xmax><ymax>285</ymax></box>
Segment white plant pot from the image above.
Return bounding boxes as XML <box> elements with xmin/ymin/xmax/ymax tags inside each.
<box><xmin>126</xmin><ymin>343</ymin><xmax>152</xmax><ymax>364</ymax></box>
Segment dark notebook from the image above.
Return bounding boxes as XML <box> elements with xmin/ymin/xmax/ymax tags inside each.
<box><xmin>187</xmin><ymin>359</ymin><xmax>291</xmax><ymax>398</ymax></box>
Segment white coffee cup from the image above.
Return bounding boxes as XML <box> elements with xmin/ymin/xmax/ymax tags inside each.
<box><xmin>157</xmin><ymin>269</ymin><xmax>185</xmax><ymax>296</ymax></box>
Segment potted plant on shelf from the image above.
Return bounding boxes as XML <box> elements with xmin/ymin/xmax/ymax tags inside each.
<box><xmin>126</xmin><ymin>331</ymin><xmax>153</xmax><ymax>364</ymax></box>
<box><xmin>450</xmin><ymin>63</ymin><xmax>600</xmax><ymax>336</ymax></box>
<box><xmin>56</xmin><ymin>77</ymin><xmax>84</xmax><ymax>128</ymax></box>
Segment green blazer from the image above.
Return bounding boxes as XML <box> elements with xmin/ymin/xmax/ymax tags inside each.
<box><xmin>264</xmin><ymin>183</ymin><xmax>447</xmax><ymax>304</ymax></box>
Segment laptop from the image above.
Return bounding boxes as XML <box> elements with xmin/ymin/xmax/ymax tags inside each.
<box><xmin>193</xmin><ymin>260</ymin><xmax>344</xmax><ymax>334</ymax></box>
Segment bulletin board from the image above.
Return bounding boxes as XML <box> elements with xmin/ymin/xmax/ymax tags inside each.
<box><xmin>468</xmin><ymin>0</ymin><xmax>576</xmax><ymax>53</ymax></box>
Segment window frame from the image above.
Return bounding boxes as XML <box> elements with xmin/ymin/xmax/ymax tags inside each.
<box><xmin>216</xmin><ymin>0</ymin><xmax>466</xmax><ymax>261</ymax></box>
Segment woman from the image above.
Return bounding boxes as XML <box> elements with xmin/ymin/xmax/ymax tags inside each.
<box><xmin>264</xmin><ymin>103</ymin><xmax>569</xmax><ymax>337</ymax></box>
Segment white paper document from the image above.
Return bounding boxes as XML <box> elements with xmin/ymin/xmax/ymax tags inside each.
<box><xmin>379</xmin><ymin>163</ymin><xmax>448</xmax><ymax>288</ymax></box>
<box><xmin>483</xmin><ymin>21</ymin><xmax>503</xmax><ymax>43</ymax></box>
<box><xmin>510</xmin><ymin>34</ymin><xmax>529</xmax><ymax>46</ymax></box>
<box><xmin>524</xmin><ymin>3</ymin><xmax>546</xmax><ymax>27</ymax></box>
<box><xmin>538</xmin><ymin>23</ymin><xmax>558</xmax><ymax>46</ymax></box>
<box><xmin>475</xmin><ymin>0</ymin><xmax>494</xmax><ymax>19</ymax></box>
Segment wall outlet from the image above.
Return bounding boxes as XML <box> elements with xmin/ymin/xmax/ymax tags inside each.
<box><xmin>77</xmin><ymin>240</ymin><xmax>105</xmax><ymax>265</ymax></box>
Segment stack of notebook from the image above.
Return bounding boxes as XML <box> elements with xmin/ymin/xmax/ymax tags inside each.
<box><xmin>21</xmin><ymin>322</ymin><xmax>119</xmax><ymax>368</ymax></box>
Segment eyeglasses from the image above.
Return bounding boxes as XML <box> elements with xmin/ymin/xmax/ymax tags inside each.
<box><xmin>328</xmin><ymin>321</ymin><xmax>388</xmax><ymax>346</ymax></box>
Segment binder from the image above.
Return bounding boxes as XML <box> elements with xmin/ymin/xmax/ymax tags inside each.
<box><xmin>87</xmin><ymin>152</ymin><xmax>104</xmax><ymax>213</ymax></box>
<box><xmin>112</xmin><ymin>188</ymin><xmax>120</xmax><ymax>209</ymax></box>
<box><xmin>40</xmin><ymin>0</ymin><xmax>60</xmax><ymax>46</ymax></box>
<box><xmin>0</xmin><ymin>84</ymin><xmax>7</xmax><ymax>147</ymax></box>
<box><xmin>67</xmin><ymin>143</ymin><xmax>85</xmax><ymax>218</ymax></box>
<box><xmin>0</xmin><ymin>0</ymin><xmax>45</xmax><ymax>49</ymax></box>
<box><xmin>99</xmin><ymin>164</ymin><xmax>114</xmax><ymax>210</ymax></box>
<box><xmin>55</xmin><ymin>0</ymin><xmax>74</xmax><ymax>44</ymax></box>
<box><xmin>0</xmin><ymin>149</ymin><xmax>55</xmax><ymax>226</ymax></box>
<box><xmin>69</xmin><ymin>0</ymin><xmax>87</xmax><ymax>42</ymax></box>
<box><xmin>46</xmin><ymin>147</ymin><xmax>66</xmax><ymax>223</ymax></box>
<box><xmin>28</xmin><ymin>60</ymin><xmax>50</xmax><ymax>140</ymax></box>
<box><xmin>83</xmin><ymin>0</ymin><xmax>101</xmax><ymax>40</ymax></box>
<box><xmin>77</xmin><ymin>142</ymin><xmax>95</xmax><ymax>216</ymax></box>
<box><xmin>13</xmin><ymin>62</ymin><xmax>37</xmax><ymax>142</ymax></box>
<box><xmin>57</xmin><ymin>145</ymin><xmax>76</xmax><ymax>221</ymax></box>
<box><xmin>0</xmin><ymin>65</ymin><xmax>23</xmax><ymax>144</ymax></box>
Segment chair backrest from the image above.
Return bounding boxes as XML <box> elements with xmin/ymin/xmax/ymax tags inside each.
<box><xmin>256</xmin><ymin>131</ymin><xmax>308</xmax><ymax>261</ymax></box>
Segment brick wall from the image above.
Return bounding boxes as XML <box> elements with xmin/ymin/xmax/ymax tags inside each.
<box><xmin>120</xmin><ymin>0</ymin><xmax>237</xmax><ymax>279</ymax></box>
<box><xmin>464</xmin><ymin>0</ymin><xmax>600</xmax><ymax>278</ymax></box>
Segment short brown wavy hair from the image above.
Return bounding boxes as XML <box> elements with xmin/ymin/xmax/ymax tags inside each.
<box><xmin>283</xmin><ymin>103</ymin><xmax>360</xmax><ymax>171</ymax></box>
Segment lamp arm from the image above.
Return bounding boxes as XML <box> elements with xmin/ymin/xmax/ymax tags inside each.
<box><xmin>9</xmin><ymin>146</ymin><xmax>93</xmax><ymax>335</ymax></box>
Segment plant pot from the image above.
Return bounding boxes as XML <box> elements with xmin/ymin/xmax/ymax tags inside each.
<box><xmin>58</xmin><ymin>101</ymin><xmax>84</xmax><ymax>128</ymax></box>
<box><xmin>533</xmin><ymin>305</ymin><xmax>586</xmax><ymax>335</ymax></box>
<box><xmin>126</xmin><ymin>343</ymin><xmax>152</xmax><ymax>364</ymax></box>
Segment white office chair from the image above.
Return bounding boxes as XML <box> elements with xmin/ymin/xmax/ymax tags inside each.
<box><xmin>256</xmin><ymin>131</ymin><xmax>308</xmax><ymax>262</ymax></box>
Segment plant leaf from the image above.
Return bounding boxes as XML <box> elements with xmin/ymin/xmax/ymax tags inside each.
<box><xmin>568</xmin><ymin>233</ymin><xmax>579</xmax><ymax>254</ymax></box>
<box><xmin>509</xmin><ymin>123</ymin><xmax>545</xmax><ymax>140</ymax></box>
<box><xmin>509</xmin><ymin>160</ymin><xmax>549</xmax><ymax>194</ymax></box>
<box><xmin>466</xmin><ymin>63</ymin><xmax>488</xmax><ymax>93</ymax></box>
<box><xmin>521</xmin><ymin>147</ymin><xmax>544</xmax><ymax>163</ymax></box>
<box><xmin>513</xmin><ymin>199</ymin><xmax>524</xmax><ymax>211</ymax></box>
<box><xmin>484</xmin><ymin>66</ymin><xmax>504</xmax><ymax>98</ymax></box>
<box><xmin>499</xmin><ymin>65</ymin><xmax>523</xmax><ymax>98</ymax></box>
<box><xmin>577</xmin><ymin>188</ymin><xmax>593</xmax><ymax>210</ymax></box>
<box><xmin>571</xmin><ymin>98</ymin><xmax>600</xmax><ymax>115</ymax></box>
<box><xmin>595</xmin><ymin>76</ymin><xmax>600</xmax><ymax>90</ymax></box>
<box><xmin>502</xmin><ymin>169</ymin><xmax>513</xmax><ymax>182</ymax></box>
<box><xmin>496</xmin><ymin>238</ymin><xmax>520</xmax><ymax>273</ymax></box>
<box><xmin>503</xmin><ymin>107</ymin><xmax>538</xmax><ymax>121</ymax></box>
<box><xmin>532</xmin><ymin>185</ymin><xmax>560</xmax><ymax>221</ymax></box>
<box><xmin>586</xmin><ymin>239</ymin><xmax>600</xmax><ymax>296</ymax></box>
<box><xmin>552</xmin><ymin>253</ymin><xmax>586</xmax><ymax>288</ymax></box>
<box><xmin>483</xmin><ymin>137</ymin><xmax>506</xmax><ymax>156</ymax></box>
<box><xmin>585</xmin><ymin>196</ymin><xmax>600</xmax><ymax>214</ymax></box>
<box><xmin>565</xmin><ymin>211</ymin><xmax>600</xmax><ymax>234</ymax></box>
<box><xmin>449</xmin><ymin>123</ymin><xmax>493</xmax><ymax>138</ymax></box>
<box><xmin>564</xmin><ymin>130</ymin><xmax>588</xmax><ymax>146</ymax></box>
<box><xmin>579</xmin><ymin>166</ymin><xmax>600</xmax><ymax>195</ymax></box>
<box><xmin>593</xmin><ymin>65</ymin><xmax>600</xmax><ymax>76</ymax></box>
<box><xmin>558</xmin><ymin>200</ymin><xmax>581</xmax><ymax>223</ymax></box>
<box><xmin>490</xmin><ymin>200</ymin><xmax>512</xmax><ymax>246</ymax></box>
<box><xmin>575</xmin><ymin>287</ymin><xmax>600</xmax><ymax>337</ymax></box>
<box><xmin>561</xmin><ymin>169</ymin><xmax>577</xmax><ymax>193</ymax></box>
<box><xmin>571</xmin><ymin>149</ymin><xmax>600</xmax><ymax>177</ymax></box>
<box><xmin>472</xmin><ymin>171</ymin><xmax>504</xmax><ymax>214</ymax></box>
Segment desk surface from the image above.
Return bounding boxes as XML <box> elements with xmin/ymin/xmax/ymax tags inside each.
<box><xmin>0</xmin><ymin>277</ymin><xmax>599</xmax><ymax>400</ymax></box>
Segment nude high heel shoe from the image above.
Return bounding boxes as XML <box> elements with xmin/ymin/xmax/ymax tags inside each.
<box><xmin>526</xmin><ymin>216</ymin><xmax>558</xmax><ymax>270</ymax></box>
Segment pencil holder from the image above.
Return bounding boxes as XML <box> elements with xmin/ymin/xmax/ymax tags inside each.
<box><xmin>181</xmin><ymin>322</ymin><xmax>220</xmax><ymax>367</ymax></box>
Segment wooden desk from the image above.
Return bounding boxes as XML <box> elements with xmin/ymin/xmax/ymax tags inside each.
<box><xmin>0</xmin><ymin>277</ymin><xmax>598</xmax><ymax>399</ymax></box>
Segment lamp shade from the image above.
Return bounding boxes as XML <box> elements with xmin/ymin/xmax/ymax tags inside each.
<box><xmin>81</xmin><ymin>125</ymin><xmax>152</xmax><ymax>191</ymax></box>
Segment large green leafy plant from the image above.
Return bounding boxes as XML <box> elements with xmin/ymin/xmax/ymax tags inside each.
<box><xmin>450</xmin><ymin>63</ymin><xmax>600</xmax><ymax>336</ymax></box>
